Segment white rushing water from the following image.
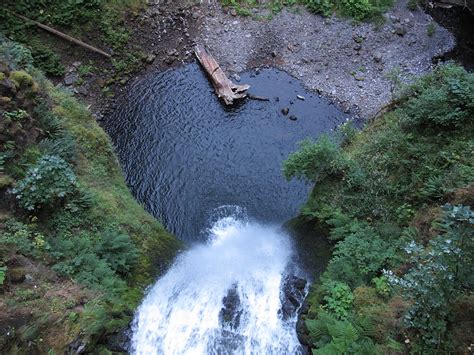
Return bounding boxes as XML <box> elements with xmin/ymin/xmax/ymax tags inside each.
<box><xmin>131</xmin><ymin>207</ymin><xmax>303</xmax><ymax>354</ymax></box>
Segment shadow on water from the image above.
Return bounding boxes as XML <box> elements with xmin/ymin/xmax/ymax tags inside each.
<box><xmin>104</xmin><ymin>63</ymin><xmax>351</xmax><ymax>244</ymax></box>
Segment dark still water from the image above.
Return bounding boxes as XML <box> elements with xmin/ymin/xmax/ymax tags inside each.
<box><xmin>104</xmin><ymin>63</ymin><xmax>350</xmax><ymax>242</ymax></box>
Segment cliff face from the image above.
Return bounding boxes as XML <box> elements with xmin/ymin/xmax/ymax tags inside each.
<box><xmin>0</xmin><ymin>38</ymin><xmax>181</xmax><ymax>353</ymax></box>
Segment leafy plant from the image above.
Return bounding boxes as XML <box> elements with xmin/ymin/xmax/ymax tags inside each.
<box><xmin>386</xmin><ymin>204</ymin><xmax>474</xmax><ymax>349</ymax></box>
<box><xmin>10</xmin><ymin>154</ymin><xmax>78</xmax><ymax>211</ymax></box>
<box><xmin>95</xmin><ymin>229</ymin><xmax>138</xmax><ymax>276</ymax></box>
<box><xmin>0</xmin><ymin>266</ymin><xmax>7</xmax><ymax>285</ymax></box>
<box><xmin>284</xmin><ymin>135</ymin><xmax>348</xmax><ymax>182</ymax></box>
<box><xmin>306</xmin><ymin>311</ymin><xmax>379</xmax><ymax>354</ymax></box>
<box><xmin>322</xmin><ymin>281</ymin><xmax>354</xmax><ymax>319</ymax></box>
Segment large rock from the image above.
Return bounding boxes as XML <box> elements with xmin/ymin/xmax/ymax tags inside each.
<box><xmin>280</xmin><ymin>275</ymin><xmax>307</xmax><ymax>320</ymax></box>
<box><xmin>219</xmin><ymin>284</ymin><xmax>242</xmax><ymax>330</ymax></box>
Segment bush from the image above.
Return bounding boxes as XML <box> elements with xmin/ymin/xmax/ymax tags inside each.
<box><xmin>386</xmin><ymin>204</ymin><xmax>474</xmax><ymax>349</ymax></box>
<box><xmin>304</xmin><ymin>0</ymin><xmax>333</xmax><ymax>16</ymax></box>
<box><xmin>340</xmin><ymin>0</ymin><xmax>373</xmax><ymax>20</ymax></box>
<box><xmin>322</xmin><ymin>281</ymin><xmax>354</xmax><ymax>319</ymax></box>
<box><xmin>31</xmin><ymin>46</ymin><xmax>65</xmax><ymax>77</ymax></box>
<box><xmin>11</xmin><ymin>155</ymin><xmax>78</xmax><ymax>211</ymax></box>
<box><xmin>284</xmin><ymin>135</ymin><xmax>348</xmax><ymax>182</ymax></box>
<box><xmin>95</xmin><ymin>230</ymin><xmax>138</xmax><ymax>276</ymax></box>
<box><xmin>401</xmin><ymin>64</ymin><xmax>474</xmax><ymax>128</ymax></box>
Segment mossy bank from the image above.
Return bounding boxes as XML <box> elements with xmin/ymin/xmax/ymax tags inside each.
<box><xmin>0</xmin><ymin>38</ymin><xmax>182</xmax><ymax>353</ymax></box>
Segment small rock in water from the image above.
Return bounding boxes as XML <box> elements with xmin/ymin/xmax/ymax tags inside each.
<box><xmin>290</xmin><ymin>100</ymin><xmax>294</xmax><ymax>105</ymax></box>
<box><xmin>289</xmin><ymin>115</ymin><xmax>297</xmax><ymax>121</ymax></box>
<box><xmin>232</xmin><ymin>74</ymin><xmax>241</xmax><ymax>82</ymax></box>
<box><xmin>296</xmin><ymin>95</ymin><xmax>305</xmax><ymax>101</ymax></box>
<box><xmin>281</xmin><ymin>107</ymin><xmax>289</xmax><ymax>115</ymax></box>
<box><xmin>271</xmin><ymin>50</ymin><xmax>277</xmax><ymax>58</ymax></box>
<box><xmin>275</xmin><ymin>96</ymin><xmax>280</xmax><ymax>102</ymax></box>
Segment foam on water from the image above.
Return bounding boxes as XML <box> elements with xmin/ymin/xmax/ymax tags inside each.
<box><xmin>132</xmin><ymin>207</ymin><xmax>302</xmax><ymax>355</ymax></box>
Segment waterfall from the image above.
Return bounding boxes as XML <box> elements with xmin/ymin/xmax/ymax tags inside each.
<box><xmin>131</xmin><ymin>207</ymin><xmax>303</xmax><ymax>354</ymax></box>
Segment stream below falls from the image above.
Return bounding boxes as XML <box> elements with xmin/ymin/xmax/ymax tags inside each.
<box><xmin>104</xmin><ymin>63</ymin><xmax>351</xmax><ymax>354</ymax></box>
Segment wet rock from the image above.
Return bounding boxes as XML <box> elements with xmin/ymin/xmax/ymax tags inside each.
<box><xmin>64</xmin><ymin>73</ymin><xmax>79</xmax><ymax>86</ymax></box>
<box><xmin>219</xmin><ymin>285</ymin><xmax>242</xmax><ymax>330</ymax></box>
<box><xmin>232</xmin><ymin>73</ymin><xmax>241</xmax><ymax>82</ymax></box>
<box><xmin>271</xmin><ymin>50</ymin><xmax>277</xmax><ymax>58</ymax></box>
<box><xmin>296</xmin><ymin>95</ymin><xmax>305</xmax><ymax>101</ymax></box>
<box><xmin>281</xmin><ymin>107</ymin><xmax>289</xmax><ymax>115</ymax></box>
<box><xmin>280</xmin><ymin>275</ymin><xmax>307</xmax><ymax>319</ymax></box>
<box><xmin>106</xmin><ymin>327</ymin><xmax>132</xmax><ymax>352</ymax></box>
<box><xmin>289</xmin><ymin>115</ymin><xmax>298</xmax><ymax>121</ymax></box>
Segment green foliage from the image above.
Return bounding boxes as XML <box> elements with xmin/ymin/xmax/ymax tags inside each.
<box><xmin>37</xmin><ymin>134</ymin><xmax>78</xmax><ymax>163</ymax></box>
<box><xmin>322</xmin><ymin>281</ymin><xmax>354</xmax><ymax>319</ymax></box>
<box><xmin>426</xmin><ymin>22</ymin><xmax>435</xmax><ymax>37</ymax></box>
<box><xmin>340</xmin><ymin>0</ymin><xmax>372</xmax><ymax>21</ymax></box>
<box><xmin>0</xmin><ymin>37</ymin><xmax>33</xmax><ymax>70</ymax></box>
<box><xmin>11</xmin><ymin>155</ymin><xmax>78</xmax><ymax>211</ymax></box>
<box><xmin>386</xmin><ymin>204</ymin><xmax>474</xmax><ymax>349</ymax></box>
<box><xmin>304</xmin><ymin>0</ymin><xmax>333</xmax><ymax>17</ymax></box>
<box><xmin>30</xmin><ymin>45</ymin><xmax>65</xmax><ymax>77</ymax></box>
<box><xmin>95</xmin><ymin>230</ymin><xmax>138</xmax><ymax>276</ymax></box>
<box><xmin>407</xmin><ymin>0</ymin><xmax>418</xmax><ymax>10</ymax></box>
<box><xmin>306</xmin><ymin>311</ymin><xmax>379</xmax><ymax>354</ymax></box>
<box><xmin>9</xmin><ymin>70</ymin><xmax>34</xmax><ymax>89</ymax></box>
<box><xmin>284</xmin><ymin>135</ymin><xmax>348</xmax><ymax>182</ymax></box>
<box><xmin>401</xmin><ymin>63</ymin><xmax>474</xmax><ymax>128</ymax></box>
<box><xmin>289</xmin><ymin>63</ymin><xmax>473</xmax><ymax>352</ymax></box>
<box><xmin>372</xmin><ymin>276</ymin><xmax>390</xmax><ymax>297</ymax></box>
<box><xmin>0</xmin><ymin>266</ymin><xmax>7</xmax><ymax>285</ymax></box>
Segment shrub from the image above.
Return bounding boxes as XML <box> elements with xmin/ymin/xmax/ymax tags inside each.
<box><xmin>9</xmin><ymin>70</ymin><xmax>34</xmax><ymax>89</ymax></box>
<box><xmin>322</xmin><ymin>281</ymin><xmax>354</xmax><ymax>319</ymax></box>
<box><xmin>304</xmin><ymin>0</ymin><xmax>333</xmax><ymax>16</ymax></box>
<box><xmin>386</xmin><ymin>204</ymin><xmax>474</xmax><ymax>349</ymax></box>
<box><xmin>284</xmin><ymin>135</ymin><xmax>348</xmax><ymax>182</ymax></box>
<box><xmin>341</xmin><ymin>0</ymin><xmax>373</xmax><ymax>20</ymax></box>
<box><xmin>31</xmin><ymin>46</ymin><xmax>65</xmax><ymax>77</ymax></box>
<box><xmin>11</xmin><ymin>155</ymin><xmax>78</xmax><ymax>211</ymax></box>
<box><xmin>95</xmin><ymin>230</ymin><xmax>138</xmax><ymax>276</ymax></box>
<box><xmin>332</xmin><ymin>225</ymin><xmax>396</xmax><ymax>277</ymax></box>
<box><xmin>306</xmin><ymin>311</ymin><xmax>379</xmax><ymax>354</ymax></box>
<box><xmin>401</xmin><ymin>64</ymin><xmax>474</xmax><ymax>128</ymax></box>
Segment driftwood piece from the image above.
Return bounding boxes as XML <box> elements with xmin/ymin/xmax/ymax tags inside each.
<box><xmin>7</xmin><ymin>10</ymin><xmax>111</xmax><ymax>58</ymax></box>
<box><xmin>195</xmin><ymin>45</ymin><xmax>249</xmax><ymax>105</ymax></box>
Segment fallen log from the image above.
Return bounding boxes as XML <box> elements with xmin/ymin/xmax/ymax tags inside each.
<box><xmin>6</xmin><ymin>10</ymin><xmax>111</xmax><ymax>59</ymax></box>
<box><xmin>194</xmin><ymin>45</ymin><xmax>249</xmax><ymax>105</ymax></box>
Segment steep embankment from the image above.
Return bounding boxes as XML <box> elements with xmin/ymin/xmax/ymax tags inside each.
<box><xmin>0</xmin><ymin>38</ymin><xmax>181</xmax><ymax>353</ymax></box>
<box><xmin>285</xmin><ymin>64</ymin><xmax>473</xmax><ymax>353</ymax></box>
